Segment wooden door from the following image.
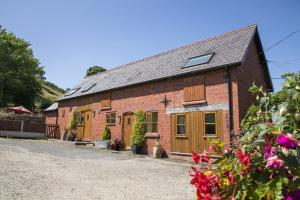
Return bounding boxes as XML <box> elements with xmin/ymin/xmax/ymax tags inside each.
<box><xmin>83</xmin><ymin>110</ymin><xmax>92</xmax><ymax>140</ymax></box>
<box><xmin>123</xmin><ymin>113</ymin><xmax>134</xmax><ymax>147</ymax></box>
<box><xmin>171</xmin><ymin>110</ymin><xmax>223</xmax><ymax>154</ymax></box>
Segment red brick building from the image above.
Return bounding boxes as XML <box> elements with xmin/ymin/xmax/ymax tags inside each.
<box><xmin>44</xmin><ymin>103</ymin><xmax>58</xmax><ymax>125</ymax></box>
<box><xmin>54</xmin><ymin>25</ymin><xmax>273</xmax><ymax>157</ymax></box>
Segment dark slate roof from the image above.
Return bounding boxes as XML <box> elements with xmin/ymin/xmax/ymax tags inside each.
<box><xmin>59</xmin><ymin>25</ymin><xmax>259</xmax><ymax>101</ymax></box>
<box><xmin>44</xmin><ymin>103</ymin><xmax>58</xmax><ymax>112</ymax></box>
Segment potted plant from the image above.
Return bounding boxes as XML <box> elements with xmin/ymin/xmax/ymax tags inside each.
<box><xmin>66</xmin><ymin>110</ymin><xmax>78</xmax><ymax>141</ymax></box>
<box><xmin>111</xmin><ymin>137</ymin><xmax>124</xmax><ymax>151</ymax></box>
<box><xmin>130</xmin><ymin>111</ymin><xmax>146</xmax><ymax>154</ymax></box>
<box><xmin>95</xmin><ymin>125</ymin><xmax>111</xmax><ymax>149</ymax></box>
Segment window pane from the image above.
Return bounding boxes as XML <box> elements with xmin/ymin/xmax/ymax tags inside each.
<box><xmin>152</xmin><ymin>112</ymin><xmax>158</xmax><ymax>123</ymax></box>
<box><xmin>152</xmin><ymin>123</ymin><xmax>158</xmax><ymax>133</ymax></box>
<box><xmin>177</xmin><ymin>115</ymin><xmax>185</xmax><ymax>124</ymax></box>
<box><xmin>205</xmin><ymin>124</ymin><xmax>216</xmax><ymax>135</ymax></box>
<box><xmin>146</xmin><ymin>113</ymin><xmax>151</xmax><ymax>123</ymax></box>
<box><xmin>106</xmin><ymin>114</ymin><xmax>111</xmax><ymax>124</ymax></box>
<box><xmin>183</xmin><ymin>53</ymin><xmax>214</xmax><ymax>68</ymax></box>
<box><xmin>81</xmin><ymin>83</ymin><xmax>96</xmax><ymax>93</ymax></box>
<box><xmin>205</xmin><ymin>113</ymin><xmax>215</xmax><ymax>123</ymax></box>
<box><xmin>111</xmin><ymin>113</ymin><xmax>116</xmax><ymax>120</ymax></box>
<box><xmin>177</xmin><ymin>125</ymin><xmax>185</xmax><ymax>135</ymax></box>
<box><xmin>146</xmin><ymin>123</ymin><xmax>151</xmax><ymax>132</ymax></box>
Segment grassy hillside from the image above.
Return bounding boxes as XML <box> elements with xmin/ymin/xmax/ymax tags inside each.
<box><xmin>36</xmin><ymin>81</ymin><xmax>65</xmax><ymax>111</ymax></box>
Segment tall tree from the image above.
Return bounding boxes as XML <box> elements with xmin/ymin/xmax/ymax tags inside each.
<box><xmin>0</xmin><ymin>26</ymin><xmax>44</xmax><ymax>109</ymax></box>
<box><xmin>85</xmin><ymin>66</ymin><xmax>106</xmax><ymax>77</ymax></box>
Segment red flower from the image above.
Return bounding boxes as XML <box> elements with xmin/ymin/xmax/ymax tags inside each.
<box><xmin>240</xmin><ymin>165</ymin><xmax>251</xmax><ymax>176</ymax></box>
<box><xmin>192</xmin><ymin>151</ymin><xmax>200</xmax><ymax>164</ymax></box>
<box><xmin>236</xmin><ymin>149</ymin><xmax>251</xmax><ymax>165</ymax></box>
<box><xmin>200</xmin><ymin>152</ymin><xmax>210</xmax><ymax>163</ymax></box>
<box><xmin>190</xmin><ymin>167</ymin><xmax>220</xmax><ymax>200</ymax></box>
<box><xmin>192</xmin><ymin>151</ymin><xmax>210</xmax><ymax>164</ymax></box>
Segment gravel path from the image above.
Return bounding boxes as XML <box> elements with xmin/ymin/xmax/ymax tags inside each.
<box><xmin>0</xmin><ymin>138</ymin><xmax>194</xmax><ymax>200</ymax></box>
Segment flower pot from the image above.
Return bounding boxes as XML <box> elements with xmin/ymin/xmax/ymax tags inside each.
<box><xmin>131</xmin><ymin>144</ymin><xmax>142</xmax><ymax>154</ymax></box>
<box><xmin>95</xmin><ymin>140</ymin><xmax>111</xmax><ymax>149</ymax></box>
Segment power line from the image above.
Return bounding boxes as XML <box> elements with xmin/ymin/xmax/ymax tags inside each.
<box><xmin>268</xmin><ymin>60</ymin><xmax>300</xmax><ymax>65</ymax></box>
<box><xmin>267</xmin><ymin>61</ymin><xmax>291</xmax><ymax>72</ymax></box>
<box><xmin>263</xmin><ymin>31</ymin><xmax>299</xmax><ymax>53</ymax></box>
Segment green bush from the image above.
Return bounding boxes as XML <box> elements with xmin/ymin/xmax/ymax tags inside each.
<box><xmin>130</xmin><ymin>111</ymin><xmax>146</xmax><ymax>145</ymax></box>
<box><xmin>68</xmin><ymin>110</ymin><xmax>78</xmax><ymax>130</ymax></box>
<box><xmin>101</xmin><ymin>125</ymin><xmax>111</xmax><ymax>140</ymax></box>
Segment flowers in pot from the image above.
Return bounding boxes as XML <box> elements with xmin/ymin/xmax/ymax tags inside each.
<box><xmin>111</xmin><ymin>137</ymin><xmax>124</xmax><ymax>151</ymax></box>
<box><xmin>130</xmin><ymin>111</ymin><xmax>146</xmax><ymax>154</ymax></box>
<box><xmin>95</xmin><ymin>125</ymin><xmax>111</xmax><ymax>149</ymax></box>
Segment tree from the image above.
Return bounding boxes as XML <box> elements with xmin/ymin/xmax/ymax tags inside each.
<box><xmin>85</xmin><ymin>66</ymin><xmax>106</xmax><ymax>77</ymax></box>
<box><xmin>0</xmin><ymin>26</ymin><xmax>44</xmax><ymax>109</ymax></box>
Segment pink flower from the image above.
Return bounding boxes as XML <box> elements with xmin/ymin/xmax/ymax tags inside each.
<box><xmin>263</xmin><ymin>144</ymin><xmax>276</xmax><ymax>159</ymax></box>
<box><xmin>277</xmin><ymin>134</ymin><xmax>298</xmax><ymax>149</ymax></box>
<box><xmin>266</xmin><ymin>156</ymin><xmax>284</xmax><ymax>169</ymax></box>
<box><xmin>284</xmin><ymin>189</ymin><xmax>300</xmax><ymax>200</ymax></box>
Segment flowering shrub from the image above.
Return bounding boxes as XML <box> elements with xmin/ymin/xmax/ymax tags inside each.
<box><xmin>190</xmin><ymin>72</ymin><xmax>300</xmax><ymax>200</ymax></box>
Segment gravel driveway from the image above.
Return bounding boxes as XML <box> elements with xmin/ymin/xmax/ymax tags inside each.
<box><xmin>0</xmin><ymin>138</ymin><xmax>194</xmax><ymax>200</ymax></box>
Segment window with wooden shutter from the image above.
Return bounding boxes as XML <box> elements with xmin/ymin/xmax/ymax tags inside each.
<box><xmin>184</xmin><ymin>75</ymin><xmax>205</xmax><ymax>102</ymax></box>
<box><xmin>101</xmin><ymin>93</ymin><xmax>111</xmax><ymax>108</ymax></box>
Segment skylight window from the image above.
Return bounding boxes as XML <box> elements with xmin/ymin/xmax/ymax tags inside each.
<box><xmin>64</xmin><ymin>88</ymin><xmax>80</xmax><ymax>96</ymax></box>
<box><xmin>81</xmin><ymin>83</ymin><xmax>96</xmax><ymax>93</ymax></box>
<box><xmin>183</xmin><ymin>53</ymin><xmax>214</xmax><ymax>68</ymax></box>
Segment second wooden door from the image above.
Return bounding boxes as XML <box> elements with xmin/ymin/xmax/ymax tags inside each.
<box><xmin>123</xmin><ymin>113</ymin><xmax>134</xmax><ymax>147</ymax></box>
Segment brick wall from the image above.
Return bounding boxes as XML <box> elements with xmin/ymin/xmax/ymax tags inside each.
<box><xmin>236</xmin><ymin>38</ymin><xmax>269</xmax><ymax>123</ymax></box>
<box><xmin>45</xmin><ymin>111</ymin><xmax>57</xmax><ymax>125</ymax></box>
<box><xmin>57</xmin><ymin>68</ymin><xmax>232</xmax><ymax>156</ymax></box>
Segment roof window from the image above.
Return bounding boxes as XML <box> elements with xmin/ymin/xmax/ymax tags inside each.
<box><xmin>64</xmin><ymin>88</ymin><xmax>80</xmax><ymax>96</ymax></box>
<box><xmin>81</xmin><ymin>83</ymin><xmax>96</xmax><ymax>93</ymax></box>
<box><xmin>183</xmin><ymin>53</ymin><xmax>214</xmax><ymax>68</ymax></box>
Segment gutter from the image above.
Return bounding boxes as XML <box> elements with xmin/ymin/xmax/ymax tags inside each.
<box><xmin>225</xmin><ymin>66</ymin><xmax>234</xmax><ymax>146</ymax></box>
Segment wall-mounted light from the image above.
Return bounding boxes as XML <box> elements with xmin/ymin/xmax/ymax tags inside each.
<box><xmin>118</xmin><ymin>114</ymin><xmax>121</xmax><ymax>124</ymax></box>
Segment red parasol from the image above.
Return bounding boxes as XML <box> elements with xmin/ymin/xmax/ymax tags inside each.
<box><xmin>8</xmin><ymin>106</ymin><xmax>32</xmax><ymax>114</ymax></box>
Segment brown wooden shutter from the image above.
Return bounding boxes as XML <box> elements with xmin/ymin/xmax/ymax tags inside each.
<box><xmin>184</xmin><ymin>75</ymin><xmax>205</xmax><ymax>102</ymax></box>
<box><xmin>101</xmin><ymin>93</ymin><xmax>111</xmax><ymax>108</ymax></box>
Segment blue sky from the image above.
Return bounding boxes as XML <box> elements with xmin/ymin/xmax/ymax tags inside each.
<box><xmin>0</xmin><ymin>0</ymin><xmax>299</xmax><ymax>91</ymax></box>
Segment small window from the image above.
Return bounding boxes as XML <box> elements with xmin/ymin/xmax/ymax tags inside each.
<box><xmin>106</xmin><ymin>112</ymin><xmax>116</xmax><ymax>125</ymax></box>
<box><xmin>176</xmin><ymin>114</ymin><xmax>186</xmax><ymax>135</ymax></box>
<box><xmin>145</xmin><ymin>112</ymin><xmax>158</xmax><ymax>133</ymax></box>
<box><xmin>78</xmin><ymin>112</ymin><xmax>85</xmax><ymax>124</ymax></box>
<box><xmin>64</xmin><ymin>88</ymin><xmax>80</xmax><ymax>96</ymax></box>
<box><xmin>81</xmin><ymin>83</ymin><xmax>96</xmax><ymax>93</ymax></box>
<box><xmin>205</xmin><ymin>112</ymin><xmax>216</xmax><ymax>135</ymax></box>
<box><xmin>183</xmin><ymin>53</ymin><xmax>214</xmax><ymax>68</ymax></box>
